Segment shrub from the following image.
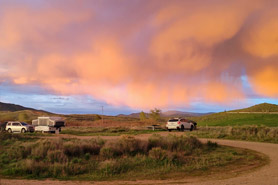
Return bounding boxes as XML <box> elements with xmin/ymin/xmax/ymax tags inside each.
<box><xmin>100</xmin><ymin>147</ymin><xmax>115</xmax><ymax>159</ymax></box>
<box><xmin>206</xmin><ymin>141</ymin><xmax>218</xmax><ymax>150</ymax></box>
<box><xmin>149</xmin><ymin>147</ymin><xmax>167</xmax><ymax>160</ymax></box>
<box><xmin>84</xmin><ymin>153</ymin><xmax>90</xmax><ymax>160</ymax></box>
<box><xmin>100</xmin><ymin>136</ymin><xmax>149</xmax><ymax>158</ymax></box>
<box><xmin>149</xmin><ymin>135</ymin><xmax>202</xmax><ymax>153</ymax></box>
<box><xmin>64</xmin><ymin>139</ymin><xmax>104</xmax><ymax>157</ymax></box>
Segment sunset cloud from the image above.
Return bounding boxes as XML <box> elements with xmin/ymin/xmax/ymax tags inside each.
<box><xmin>0</xmin><ymin>0</ymin><xmax>278</xmax><ymax>110</ymax></box>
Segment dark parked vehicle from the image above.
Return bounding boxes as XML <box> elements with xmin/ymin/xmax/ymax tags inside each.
<box><xmin>0</xmin><ymin>122</ymin><xmax>7</xmax><ymax>132</ymax></box>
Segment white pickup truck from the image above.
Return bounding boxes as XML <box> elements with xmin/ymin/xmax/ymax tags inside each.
<box><xmin>166</xmin><ymin>118</ymin><xmax>197</xmax><ymax>132</ymax></box>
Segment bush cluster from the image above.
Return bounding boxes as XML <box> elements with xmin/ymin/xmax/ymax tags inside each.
<box><xmin>194</xmin><ymin>126</ymin><xmax>278</xmax><ymax>143</ymax></box>
<box><xmin>0</xmin><ymin>134</ymin><xmax>225</xmax><ymax>179</ymax></box>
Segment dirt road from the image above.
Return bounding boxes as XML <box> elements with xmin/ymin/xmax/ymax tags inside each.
<box><xmin>1</xmin><ymin>134</ymin><xmax>278</xmax><ymax>185</ymax></box>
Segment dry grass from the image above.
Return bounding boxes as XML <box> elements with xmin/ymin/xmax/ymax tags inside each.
<box><xmin>186</xmin><ymin>125</ymin><xmax>278</xmax><ymax>143</ymax></box>
<box><xmin>0</xmin><ymin>133</ymin><xmax>266</xmax><ymax>181</ymax></box>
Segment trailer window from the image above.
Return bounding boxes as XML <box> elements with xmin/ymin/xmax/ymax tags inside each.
<box><xmin>39</xmin><ymin>119</ymin><xmax>48</xmax><ymax>126</ymax></box>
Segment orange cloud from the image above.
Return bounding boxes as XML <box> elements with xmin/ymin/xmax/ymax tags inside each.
<box><xmin>242</xmin><ymin>11</ymin><xmax>278</xmax><ymax>58</ymax></box>
<box><xmin>0</xmin><ymin>0</ymin><xmax>278</xmax><ymax>109</ymax></box>
<box><xmin>249</xmin><ymin>67</ymin><xmax>278</xmax><ymax>97</ymax></box>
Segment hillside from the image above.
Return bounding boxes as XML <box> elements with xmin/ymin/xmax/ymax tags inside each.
<box><xmin>0</xmin><ymin>110</ymin><xmax>55</xmax><ymax>123</ymax></box>
<box><xmin>0</xmin><ymin>102</ymin><xmax>36</xmax><ymax>112</ymax></box>
<box><xmin>0</xmin><ymin>102</ymin><xmax>55</xmax><ymax>123</ymax></box>
<box><xmin>188</xmin><ymin>103</ymin><xmax>278</xmax><ymax>127</ymax></box>
<box><xmin>229</xmin><ymin>103</ymin><xmax>278</xmax><ymax>113</ymax></box>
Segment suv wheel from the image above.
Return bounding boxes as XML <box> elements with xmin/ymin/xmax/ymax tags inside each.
<box><xmin>180</xmin><ymin>125</ymin><xmax>184</xmax><ymax>132</ymax></box>
<box><xmin>21</xmin><ymin>128</ymin><xmax>26</xmax><ymax>133</ymax></box>
<box><xmin>8</xmin><ymin>128</ymin><xmax>12</xmax><ymax>133</ymax></box>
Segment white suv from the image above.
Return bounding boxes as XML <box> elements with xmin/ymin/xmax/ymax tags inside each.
<box><xmin>166</xmin><ymin>118</ymin><xmax>197</xmax><ymax>132</ymax></box>
<box><xmin>6</xmin><ymin>121</ymin><xmax>35</xmax><ymax>133</ymax></box>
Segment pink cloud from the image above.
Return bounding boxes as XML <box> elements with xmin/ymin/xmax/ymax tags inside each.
<box><xmin>0</xmin><ymin>0</ymin><xmax>278</xmax><ymax>109</ymax></box>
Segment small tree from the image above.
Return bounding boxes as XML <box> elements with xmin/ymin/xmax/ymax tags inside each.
<box><xmin>95</xmin><ymin>114</ymin><xmax>102</xmax><ymax>120</ymax></box>
<box><xmin>149</xmin><ymin>108</ymin><xmax>161</xmax><ymax>122</ymax></box>
<box><xmin>139</xmin><ymin>111</ymin><xmax>147</xmax><ymax>121</ymax></box>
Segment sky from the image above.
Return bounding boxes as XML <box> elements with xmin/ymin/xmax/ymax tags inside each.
<box><xmin>0</xmin><ymin>0</ymin><xmax>278</xmax><ymax>115</ymax></box>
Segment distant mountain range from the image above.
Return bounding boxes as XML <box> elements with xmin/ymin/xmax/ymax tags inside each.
<box><xmin>1</xmin><ymin>101</ymin><xmax>277</xmax><ymax>118</ymax></box>
<box><xmin>118</xmin><ymin>110</ymin><xmax>213</xmax><ymax>118</ymax></box>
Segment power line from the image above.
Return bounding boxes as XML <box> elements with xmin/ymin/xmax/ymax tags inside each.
<box><xmin>101</xmin><ymin>106</ymin><xmax>104</xmax><ymax>125</ymax></box>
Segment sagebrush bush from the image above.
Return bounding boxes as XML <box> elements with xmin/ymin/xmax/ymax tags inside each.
<box><xmin>206</xmin><ymin>141</ymin><xmax>218</xmax><ymax>150</ymax></box>
<box><xmin>4</xmin><ymin>135</ymin><xmax>252</xmax><ymax>180</ymax></box>
<box><xmin>64</xmin><ymin>138</ymin><xmax>104</xmax><ymax>157</ymax></box>
<box><xmin>100</xmin><ymin>136</ymin><xmax>149</xmax><ymax>158</ymax></box>
<box><xmin>148</xmin><ymin>147</ymin><xmax>167</xmax><ymax>160</ymax></box>
<box><xmin>148</xmin><ymin>135</ymin><xmax>202</xmax><ymax>153</ymax></box>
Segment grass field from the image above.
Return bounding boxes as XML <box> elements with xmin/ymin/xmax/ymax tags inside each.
<box><xmin>188</xmin><ymin>112</ymin><xmax>278</xmax><ymax>127</ymax></box>
<box><xmin>0</xmin><ymin>133</ymin><xmax>267</xmax><ymax>181</ymax></box>
<box><xmin>60</xmin><ymin>125</ymin><xmax>278</xmax><ymax>143</ymax></box>
<box><xmin>61</xmin><ymin>127</ymin><xmax>164</xmax><ymax>136</ymax></box>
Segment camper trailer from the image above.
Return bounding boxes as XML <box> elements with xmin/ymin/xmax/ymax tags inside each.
<box><xmin>32</xmin><ymin>117</ymin><xmax>65</xmax><ymax>133</ymax></box>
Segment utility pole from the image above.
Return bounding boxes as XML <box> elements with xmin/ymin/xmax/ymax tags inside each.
<box><xmin>101</xmin><ymin>106</ymin><xmax>104</xmax><ymax>125</ymax></box>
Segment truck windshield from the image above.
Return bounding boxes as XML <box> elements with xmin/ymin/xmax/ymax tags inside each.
<box><xmin>168</xmin><ymin>119</ymin><xmax>179</xmax><ymax>122</ymax></box>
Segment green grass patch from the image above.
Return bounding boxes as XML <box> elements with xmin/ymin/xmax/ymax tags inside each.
<box><xmin>189</xmin><ymin>112</ymin><xmax>278</xmax><ymax>127</ymax></box>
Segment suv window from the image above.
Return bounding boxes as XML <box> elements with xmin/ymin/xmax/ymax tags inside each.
<box><xmin>7</xmin><ymin>123</ymin><xmax>11</xmax><ymax>126</ymax></box>
<box><xmin>12</xmin><ymin>122</ymin><xmax>20</xmax><ymax>126</ymax></box>
<box><xmin>168</xmin><ymin>119</ymin><xmax>179</xmax><ymax>122</ymax></box>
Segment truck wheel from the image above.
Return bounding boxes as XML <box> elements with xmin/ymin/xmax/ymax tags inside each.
<box><xmin>21</xmin><ymin>128</ymin><xmax>26</xmax><ymax>133</ymax></box>
<box><xmin>190</xmin><ymin>125</ymin><xmax>194</xmax><ymax>131</ymax></box>
<box><xmin>181</xmin><ymin>125</ymin><xmax>184</xmax><ymax>132</ymax></box>
<box><xmin>8</xmin><ymin>128</ymin><xmax>12</xmax><ymax>133</ymax></box>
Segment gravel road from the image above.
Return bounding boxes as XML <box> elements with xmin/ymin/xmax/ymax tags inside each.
<box><xmin>1</xmin><ymin>133</ymin><xmax>277</xmax><ymax>185</ymax></box>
